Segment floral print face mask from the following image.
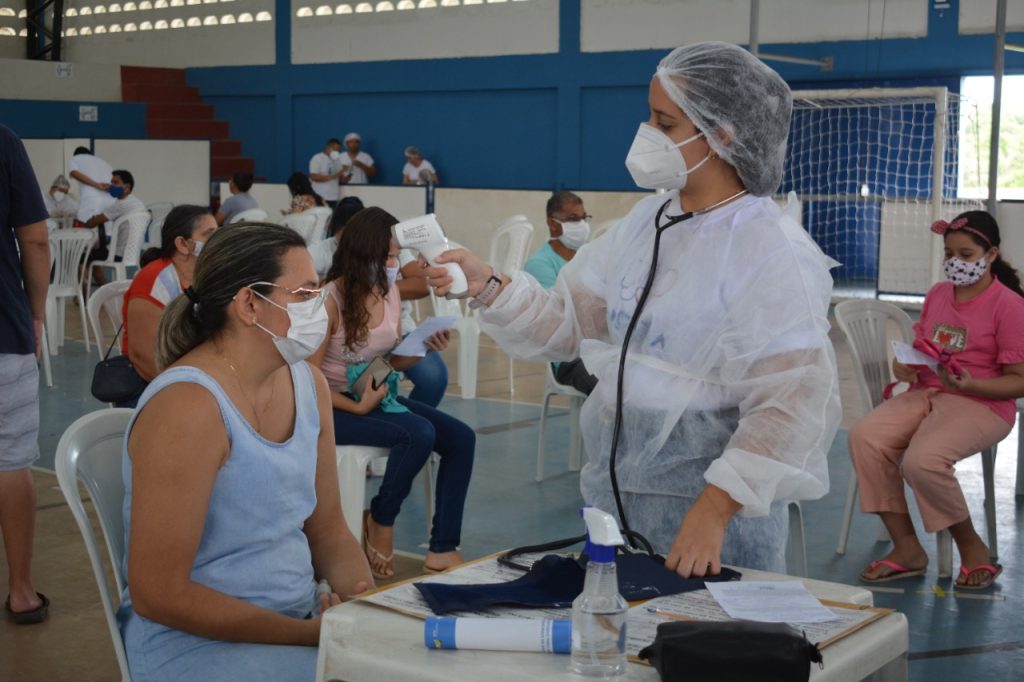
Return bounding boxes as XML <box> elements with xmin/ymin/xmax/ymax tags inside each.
<box><xmin>943</xmin><ymin>255</ymin><xmax>987</xmax><ymax>287</ymax></box>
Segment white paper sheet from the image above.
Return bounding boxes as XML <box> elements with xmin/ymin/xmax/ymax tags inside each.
<box><xmin>393</xmin><ymin>315</ymin><xmax>459</xmax><ymax>357</ymax></box>
<box><xmin>704</xmin><ymin>581</ymin><xmax>839</xmax><ymax>623</ymax></box>
<box><xmin>891</xmin><ymin>340</ymin><xmax>938</xmax><ymax>371</ymax></box>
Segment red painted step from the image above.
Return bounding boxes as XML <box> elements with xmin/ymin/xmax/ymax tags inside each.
<box><xmin>148</xmin><ymin>119</ymin><xmax>230</xmax><ymax>139</ymax></box>
<box><xmin>146</xmin><ymin>103</ymin><xmax>214</xmax><ymax>121</ymax></box>
<box><xmin>212</xmin><ymin>139</ymin><xmax>242</xmax><ymax>156</ymax></box>
<box><xmin>121</xmin><ymin>65</ymin><xmax>187</xmax><ymax>86</ymax></box>
<box><xmin>123</xmin><ymin>83</ymin><xmax>201</xmax><ymax>104</ymax></box>
<box><xmin>212</xmin><ymin>156</ymin><xmax>254</xmax><ymax>178</ymax></box>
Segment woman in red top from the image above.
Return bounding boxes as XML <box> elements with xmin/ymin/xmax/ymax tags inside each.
<box><xmin>123</xmin><ymin>205</ymin><xmax>217</xmax><ymax>384</ymax></box>
<box><xmin>850</xmin><ymin>211</ymin><xmax>1024</xmax><ymax>589</ymax></box>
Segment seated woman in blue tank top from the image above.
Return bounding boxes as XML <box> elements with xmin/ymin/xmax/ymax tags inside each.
<box><xmin>117</xmin><ymin>222</ymin><xmax>373</xmax><ymax>682</ymax></box>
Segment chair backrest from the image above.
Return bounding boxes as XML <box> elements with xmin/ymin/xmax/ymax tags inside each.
<box><xmin>88</xmin><ymin>280</ymin><xmax>133</xmax><ymax>358</ymax></box>
<box><xmin>46</xmin><ymin>218</ymin><xmax>60</xmax><ymax>232</ymax></box>
<box><xmin>834</xmin><ymin>299</ymin><xmax>915</xmax><ymax>413</ymax></box>
<box><xmin>495</xmin><ymin>214</ymin><xmax>529</xmax><ymax>232</ymax></box>
<box><xmin>49</xmin><ymin>229</ymin><xmax>94</xmax><ymax>289</ymax></box>
<box><xmin>279</xmin><ymin>212</ymin><xmax>320</xmax><ymax>245</ymax></box>
<box><xmin>116</xmin><ymin>211</ymin><xmax>152</xmax><ymax>267</ymax></box>
<box><xmin>230</xmin><ymin>208</ymin><xmax>269</xmax><ymax>224</ymax></box>
<box><xmin>305</xmin><ymin>206</ymin><xmax>333</xmax><ymax>241</ymax></box>
<box><xmin>54</xmin><ymin>408</ymin><xmax>134</xmax><ymax>681</ymax></box>
<box><xmin>145</xmin><ymin>202</ymin><xmax>175</xmax><ymax>248</ymax></box>
<box><xmin>489</xmin><ymin>219</ymin><xmax>535</xmax><ymax>274</ymax></box>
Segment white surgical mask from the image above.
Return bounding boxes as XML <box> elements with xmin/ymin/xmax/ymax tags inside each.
<box><xmin>53</xmin><ymin>190</ymin><xmax>67</xmax><ymax>202</ymax></box>
<box><xmin>625</xmin><ymin>123</ymin><xmax>711</xmax><ymax>190</ymax></box>
<box><xmin>944</xmin><ymin>255</ymin><xmax>988</xmax><ymax>287</ymax></box>
<box><xmin>556</xmin><ymin>219</ymin><xmax>591</xmax><ymax>250</ymax></box>
<box><xmin>329</xmin><ymin>150</ymin><xmax>342</xmax><ymax>161</ymax></box>
<box><xmin>386</xmin><ymin>265</ymin><xmax>400</xmax><ymax>288</ymax></box>
<box><xmin>192</xmin><ymin>240</ymin><xmax>205</xmax><ymax>257</ymax></box>
<box><xmin>253</xmin><ymin>291</ymin><xmax>329</xmax><ymax>365</ymax></box>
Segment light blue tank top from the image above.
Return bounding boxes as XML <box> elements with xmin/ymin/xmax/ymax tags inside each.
<box><xmin>118</xmin><ymin>362</ymin><xmax>320</xmax><ymax>628</ymax></box>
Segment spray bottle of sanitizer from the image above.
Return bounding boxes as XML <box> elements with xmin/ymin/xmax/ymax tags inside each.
<box><xmin>570</xmin><ymin>507</ymin><xmax>628</xmax><ymax>677</ymax></box>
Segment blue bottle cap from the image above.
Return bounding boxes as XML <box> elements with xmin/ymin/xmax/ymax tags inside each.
<box><xmin>583</xmin><ymin>538</ymin><xmax>616</xmax><ymax>563</ymax></box>
<box><xmin>424</xmin><ymin>616</ymin><xmax>457</xmax><ymax>650</ymax></box>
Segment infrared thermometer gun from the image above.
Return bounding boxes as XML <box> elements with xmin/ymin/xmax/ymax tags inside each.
<box><xmin>392</xmin><ymin>214</ymin><xmax>469</xmax><ymax>299</ymax></box>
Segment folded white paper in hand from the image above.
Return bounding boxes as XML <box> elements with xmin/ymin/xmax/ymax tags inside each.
<box><xmin>392</xmin><ymin>315</ymin><xmax>458</xmax><ymax>357</ymax></box>
<box><xmin>891</xmin><ymin>341</ymin><xmax>938</xmax><ymax>371</ymax></box>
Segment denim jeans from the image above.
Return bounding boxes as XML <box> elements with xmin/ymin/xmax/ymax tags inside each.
<box><xmin>403</xmin><ymin>351</ymin><xmax>449</xmax><ymax>408</ymax></box>
<box><xmin>332</xmin><ymin>396</ymin><xmax>475</xmax><ymax>553</ymax></box>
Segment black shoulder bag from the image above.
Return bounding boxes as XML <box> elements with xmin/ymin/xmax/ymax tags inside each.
<box><xmin>91</xmin><ymin>323</ymin><xmax>147</xmax><ymax>403</ymax></box>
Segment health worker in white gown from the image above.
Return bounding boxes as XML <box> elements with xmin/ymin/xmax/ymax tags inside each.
<box><xmin>427</xmin><ymin>42</ymin><xmax>841</xmax><ymax>577</ymax></box>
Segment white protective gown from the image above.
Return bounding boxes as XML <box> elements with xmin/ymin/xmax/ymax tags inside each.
<box><xmin>479</xmin><ymin>193</ymin><xmax>841</xmax><ymax>571</ymax></box>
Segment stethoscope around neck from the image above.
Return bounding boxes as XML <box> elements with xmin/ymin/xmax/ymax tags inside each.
<box><xmin>607</xmin><ymin>189</ymin><xmax>747</xmax><ymax>547</ymax></box>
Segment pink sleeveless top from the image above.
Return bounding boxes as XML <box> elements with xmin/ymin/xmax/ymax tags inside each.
<box><xmin>320</xmin><ymin>280</ymin><xmax>402</xmax><ymax>393</ymax></box>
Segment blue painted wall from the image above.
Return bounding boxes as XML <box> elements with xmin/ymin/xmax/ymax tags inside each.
<box><xmin>0</xmin><ymin>100</ymin><xmax>147</xmax><ymax>139</ymax></box>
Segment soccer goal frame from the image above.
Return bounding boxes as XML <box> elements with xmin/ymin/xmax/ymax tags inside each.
<box><xmin>783</xmin><ymin>86</ymin><xmax>983</xmax><ymax>298</ymax></box>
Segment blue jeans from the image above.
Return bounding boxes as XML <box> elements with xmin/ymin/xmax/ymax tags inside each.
<box><xmin>403</xmin><ymin>350</ymin><xmax>449</xmax><ymax>408</ymax></box>
<box><xmin>332</xmin><ymin>396</ymin><xmax>475</xmax><ymax>553</ymax></box>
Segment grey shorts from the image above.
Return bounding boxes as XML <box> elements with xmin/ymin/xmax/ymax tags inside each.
<box><xmin>0</xmin><ymin>354</ymin><xmax>40</xmax><ymax>471</ymax></box>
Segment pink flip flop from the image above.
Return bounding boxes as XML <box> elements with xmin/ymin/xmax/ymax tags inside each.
<box><xmin>955</xmin><ymin>563</ymin><xmax>1002</xmax><ymax>590</ymax></box>
<box><xmin>859</xmin><ymin>559</ymin><xmax>927</xmax><ymax>583</ymax></box>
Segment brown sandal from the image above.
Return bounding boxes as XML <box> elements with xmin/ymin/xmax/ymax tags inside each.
<box><xmin>361</xmin><ymin>510</ymin><xmax>394</xmax><ymax>580</ymax></box>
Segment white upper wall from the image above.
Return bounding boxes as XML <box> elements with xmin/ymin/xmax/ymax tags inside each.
<box><xmin>290</xmin><ymin>0</ymin><xmax>557</xmax><ymax>65</ymax></box>
<box><xmin>0</xmin><ymin>57</ymin><xmax>122</xmax><ymax>100</ymax></box>
<box><xmin>59</xmin><ymin>0</ymin><xmax>275</xmax><ymax>67</ymax></box>
<box><xmin>580</xmin><ymin>0</ymin><xmax>927</xmax><ymax>53</ymax></box>
<box><xmin>959</xmin><ymin>0</ymin><xmax>1024</xmax><ymax>34</ymax></box>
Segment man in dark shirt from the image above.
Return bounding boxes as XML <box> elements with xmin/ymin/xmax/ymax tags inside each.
<box><xmin>0</xmin><ymin>124</ymin><xmax>51</xmax><ymax>624</ymax></box>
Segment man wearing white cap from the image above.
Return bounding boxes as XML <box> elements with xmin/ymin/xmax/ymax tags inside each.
<box><xmin>341</xmin><ymin>132</ymin><xmax>376</xmax><ymax>185</ymax></box>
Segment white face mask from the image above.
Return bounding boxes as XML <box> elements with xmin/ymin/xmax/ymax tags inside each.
<box><xmin>944</xmin><ymin>255</ymin><xmax>988</xmax><ymax>287</ymax></box>
<box><xmin>253</xmin><ymin>290</ymin><xmax>329</xmax><ymax>365</ymax></box>
<box><xmin>386</xmin><ymin>265</ymin><xmax>400</xmax><ymax>288</ymax></box>
<box><xmin>53</xmin><ymin>190</ymin><xmax>67</xmax><ymax>202</ymax></box>
<box><xmin>329</xmin><ymin>150</ymin><xmax>342</xmax><ymax>161</ymax></box>
<box><xmin>556</xmin><ymin>219</ymin><xmax>591</xmax><ymax>250</ymax></box>
<box><xmin>625</xmin><ymin>123</ymin><xmax>711</xmax><ymax>190</ymax></box>
<box><xmin>192</xmin><ymin>240</ymin><xmax>205</xmax><ymax>257</ymax></box>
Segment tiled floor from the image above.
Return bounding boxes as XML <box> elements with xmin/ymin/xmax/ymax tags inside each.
<box><xmin>2</xmin><ymin>308</ymin><xmax>1023</xmax><ymax>680</ymax></box>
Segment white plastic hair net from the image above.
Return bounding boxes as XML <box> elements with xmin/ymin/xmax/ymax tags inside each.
<box><xmin>656</xmin><ymin>41</ymin><xmax>793</xmax><ymax>197</ymax></box>
<box><xmin>478</xmin><ymin>193</ymin><xmax>840</xmax><ymax>568</ymax></box>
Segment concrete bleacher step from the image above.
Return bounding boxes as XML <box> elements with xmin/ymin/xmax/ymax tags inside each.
<box><xmin>120</xmin><ymin>65</ymin><xmax>254</xmax><ymax>181</ymax></box>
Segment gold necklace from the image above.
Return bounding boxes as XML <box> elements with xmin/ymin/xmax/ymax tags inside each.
<box><xmin>218</xmin><ymin>350</ymin><xmax>273</xmax><ymax>432</ymax></box>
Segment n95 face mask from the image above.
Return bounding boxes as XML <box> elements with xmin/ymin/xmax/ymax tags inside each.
<box><xmin>53</xmin><ymin>191</ymin><xmax>67</xmax><ymax>202</ymax></box>
<box><xmin>625</xmin><ymin>123</ymin><xmax>711</xmax><ymax>191</ymax></box>
<box><xmin>557</xmin><ymin>220</ymin><xmax>591</xmax><ymax>251</ymax></box>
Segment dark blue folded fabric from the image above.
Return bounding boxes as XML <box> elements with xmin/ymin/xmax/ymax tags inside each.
<box><xmin>414</xmin><ymin>554</ymin><xmax>742</xmax><ymax>615</ymax></box>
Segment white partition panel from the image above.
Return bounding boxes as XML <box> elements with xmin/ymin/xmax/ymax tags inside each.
<box><xmin>339</xmin><ymin>186</ymin><xmax>428</xmax><ymax>222</ymax></box>
<box><xmin>23</xmin><ymin>138</ymin><xmax>91</xmax><ymax>200</ymax></box>
<box><xmin>996</xmin><ymin>202</ymin><xmax>1024</xmax><ymax>272</ymax></box>
<box><xmin>94</xmin><ymin>139</ymin><xmax>210</xmax><ymax>207</ymax></box>
<box><xmin>220</xmin><ymin>182</ymin><xmax>293</xmax><ymax>220</ymax></box>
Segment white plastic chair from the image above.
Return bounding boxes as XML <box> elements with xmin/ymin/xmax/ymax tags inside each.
<box><xmin>279</xmin><ymin>212</ymin><xmax>320</xmax><ymax>245</ymax></box>
<box><xmin>39</xmin><ymin>323</ymin><xmax>53</xmax><ymax>387</ymax></box>
<box><xmin>55</xmin><ymin>408</ymin><xmax>134</xmax><ymax>682</ymax></box>
<box><xmin>835</xmin><ymin>300</ymin><xmax>1000</xmax><ymax>577</ymax></box>
<box><xmin>88</xmin><ymin>280</ymin><xmax>132</xmax><ymax>358</ymax></box>
<box><xmin>304</xmin><ymin>206</ymin><xmax>333</xmax><ymax>242</ymax></box>
<box><xmin>87</xmin><ymin>211</ymin><xmax>151</xmax><ymax>300</ymax></box>
<box><xmin>144</xmin><ymin>202</ymin><xmax>174</xmax><ymax>249</ymax></box>
<box><xmin>46</xmin><ymin>229</ymin><xmax>94</xmax><ymax>354</ymax></box>
<box><xmin>335</xmin><ymin>445</ymin><xmax>435</xmax><ymax>540</ymax></box>
<box><xmin>486</xmin><ymin>218</ymin><xmax>534</xmax><ymax>395</ymax></box>
<box><xmin>536</xmin><ymin>362</ymin><xmax>585</xmax><ymax>482</ymax></box>
<box><xmin>229</xmin><ymin>208</ymin><xmax>269</xmax><ymax>224</ymax></box>
<box><xmin>429</xmin><ymin>291</ymin><xmax>480</xmax><ymax>400</ymax></box>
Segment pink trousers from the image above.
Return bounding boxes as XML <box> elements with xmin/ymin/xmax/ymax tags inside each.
<box><xmin>848</xmin><ymin>388</ymin><xmax>1010</xmax><ymax>533</ymax></box>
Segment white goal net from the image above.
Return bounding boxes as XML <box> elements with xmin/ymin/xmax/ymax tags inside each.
<box><xmin>782</xmin><ymin>87</ymin><xmax>983</xmax><ymax>297</ymax></box>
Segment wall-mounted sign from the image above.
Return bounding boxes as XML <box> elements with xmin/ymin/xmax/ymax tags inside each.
<box><xmin>79</xmin><ymin>105</ymin><xmax>99</xmax><ymax>122</ymax></box>
<box><xmin>55</xmin><ymin>62</ymin><xmax>73</xmax><ymax>78</ymax></box>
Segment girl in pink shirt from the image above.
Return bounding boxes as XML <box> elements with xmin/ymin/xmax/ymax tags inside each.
<box><xmin>850</xmin><ymin>211</ymin><xmax>1024</xmax><ymax>589</ymax></box>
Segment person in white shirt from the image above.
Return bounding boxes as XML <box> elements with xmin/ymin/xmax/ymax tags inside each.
<box><xmin>41</xmin><ymin>175</ymin><xmax>78</xmax><ymax>220</ymax></box>
<box><xmin>309</xmin><ymin>196</ymin><xmax>363</xmax><ymax>280</ymax></box>
<box><xmin>308</xmin><ymin>138</ymin><xmax>344</xmax><ymax>206</ymax></box>
<box><xmin>401</xmin><ymin>147</ymin><xmax>438</xmax><ymax>186</ymax></box>
<box><xmin>340</xmin><ymin>133</ymin><xmax>376</xmax><ymax>185</ymax></box>
<box><xmin>67</xmin><ymin>147</ymin><xmax>115</xmax><ymax>224</ymax></box>
<box><xmin>83</xmin><ymin>170</ymin><xmax>146</xmax><ymax>285</ymax></box>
